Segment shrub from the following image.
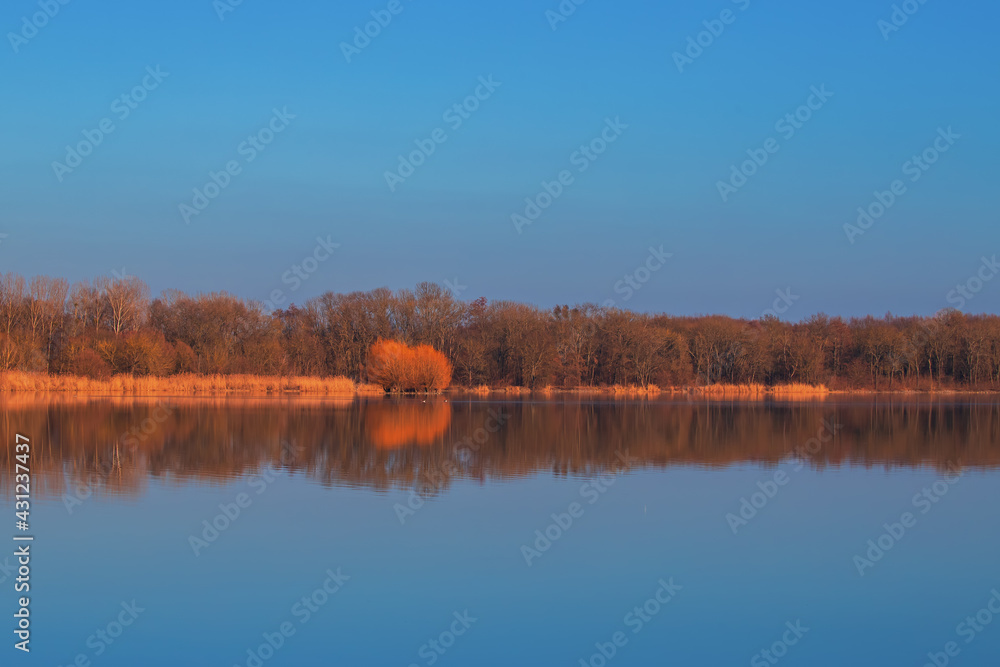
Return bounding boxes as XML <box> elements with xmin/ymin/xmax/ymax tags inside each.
<box><xmin>409</xmin><ymin>344</ymin><xmax>453</xmax><ymax>391</ymax></box>
<box><xmin>68</xmin><ymin>348</ymin><xmax>112</xmax><ymax>380</ymax></box>
<box><xmin>174</xmin><ymin>341</ymin><xmax>199</xmax><ymax>373</ymax></box>
<box><xmin>368</xmin><ymin>340</ymin><xmax>452</xmax><ymax>392</ymax></box>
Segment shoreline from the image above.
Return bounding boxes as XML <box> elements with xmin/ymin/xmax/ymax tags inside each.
<box><xmin>1</xmin><ymin>372</ymin><xmax>998</xmax><ymax>397</ymax></box>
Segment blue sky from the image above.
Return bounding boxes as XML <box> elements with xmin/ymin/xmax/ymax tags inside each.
<box><xmin>1</xmin><ymin>0</ymin><xmax>997</xmax><ymax>319</ymax></box>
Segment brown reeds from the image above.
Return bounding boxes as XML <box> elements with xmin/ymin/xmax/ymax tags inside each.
<box><xmin>0</xmin><ymin>371</ymin><xmax>382</xmax><ymax>396</ymax></box>
<box><xmin>0</xmin><ymin>372</ymin><xmax>832</xmax><ymax>399</ymax></box>
<box><xmin>609</xmin><ymin>384</ymin><xmax>662</xmax><ymax>396</ymax></box>
<box><xmin>691</xmin><ymin>383</ymin><xmax>829</xmax><ymax>398</ymax></box>
<box><xmin>769</xmin><ymin>382</ymin><xmax>830</xmax><ymax>396</ymax></box>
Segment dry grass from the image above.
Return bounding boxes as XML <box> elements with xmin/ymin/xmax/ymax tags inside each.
<box><xmin>609</xmin><ymin>384</ymin><xmax>662</xmax><ymax>396</ymax></box>
<box><xmin>770</xmin><ymin>382</ymin><xmax>830</xmax><ymax>396</ymax></box>
<box><xmin>453</xmin><ymin>384</ymin><xmax>663</xmax><ymax>397</ymax></box>
<box><xmin>567</xmin><ymin>384</ymin><xmax>661</xmax><ymax>396</ymax></box>
<box><xmin>694</xmin><ymin>383</ymin><xmax>767</xmax><ymax>396</ymax></box>
<box><xmin>496</xmin><ymin>386</ymin><xmax>532</xmax><ymax>396</ymax></box>
<box><xmin>0</xmin><ymin>371</ymin><xmax>381</xmax><ymax>396</ymax></box>
<box><xmin>414</xmin><ymin>382</ymin><xmax>828</xmax><ymax>398</ymax></box>
<box><xmin>0</xmin><ymin>394</ymin><xmax>361</xmax><ymax>409</ymax></box>
<box><xmin>692</xmin><ymin>383</ymin><xmax>829</xmax><ymax>398</ymax></box>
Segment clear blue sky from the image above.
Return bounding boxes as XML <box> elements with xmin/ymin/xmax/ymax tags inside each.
<box><xmin>1</xmin><ymin>0</ymin><xmax>997</xmax><ymax>319</ymax></box>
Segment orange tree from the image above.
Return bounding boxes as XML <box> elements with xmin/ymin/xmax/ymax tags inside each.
<box><xmin>368</xmin><ymin>340</ymin><xmax>452</xmax><ymax>392</ymax></box>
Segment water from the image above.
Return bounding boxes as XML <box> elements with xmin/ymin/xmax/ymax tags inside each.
<box><xmin>2</xmin><ymin>396</ymin><xmax>999</xmax><ymax>666</ymax></box>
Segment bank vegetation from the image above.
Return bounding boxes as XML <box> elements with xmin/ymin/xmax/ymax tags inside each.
<box><xmin>1</xmin><ymin>272</ymin><xmax>998</xmax><ymax>394</ymax></box>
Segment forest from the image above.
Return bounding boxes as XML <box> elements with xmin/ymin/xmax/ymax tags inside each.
<box><xmin>1</xmin><ymin>272</ymin><xmax>999</xmax><ymax>391</ymax></box>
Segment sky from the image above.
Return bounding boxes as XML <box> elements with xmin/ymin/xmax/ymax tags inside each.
<box><xmin>1</xmin><ymin>0</ymin><xmax>998</xmax><ymax>320</ymax></box>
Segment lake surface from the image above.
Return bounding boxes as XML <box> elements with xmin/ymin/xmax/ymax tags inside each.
<box><xmin>2</xmin><ymin>395</ymin><xmax>999</xmax><ymax>666</ymax></box>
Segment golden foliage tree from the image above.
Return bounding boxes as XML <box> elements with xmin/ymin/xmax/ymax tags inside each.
<box><xmin>368</xmin><ymin>339</ymin><xmax>452</xmax><ymax>392</ymax></box>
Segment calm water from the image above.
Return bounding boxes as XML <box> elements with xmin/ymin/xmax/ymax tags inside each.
<box><xmin>2</xmin><ymin>396</ymin><xmax>1000</xmax><ymax>666</ymax></box>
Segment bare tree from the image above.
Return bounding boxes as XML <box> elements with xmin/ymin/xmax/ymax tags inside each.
<box><xmin>26</xmin><ymin>276</ymin><xmax>50</xmax><ymax>342</ymax></box>
<box><xmin>105</xmin><ymin>276</ymin><xmax>149</xmax><ymax>335</ymax></box>
<box><xmin>0</xmin><ymin>272</ymin><xmax>25</xmax><ymax>337</ymax></box>
<box><xmin>70</xmin><ymin>277</ymin><xmax>110</xmax><ymax>334</ymax></box>
<box><xmin>41</xmin><ymin>277</ymin><xmax>68</xmax><ymax>367</ymax></box>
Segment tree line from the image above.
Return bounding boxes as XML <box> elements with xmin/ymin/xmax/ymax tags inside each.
<box><xmin>2</xmin><ymin>272</ymin><xmax>999</xmax><ymax>390</ymax></box>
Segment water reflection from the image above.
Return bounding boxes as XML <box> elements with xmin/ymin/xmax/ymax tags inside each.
<box><xmin>367</xmin><ymin>400</ymin><xmax>452</xmax><ymax>448</ymax></box>
<box><xmin>2</xmin><ymin>395</ymin><xmax>999</xmax><ymax>500</ymax></box>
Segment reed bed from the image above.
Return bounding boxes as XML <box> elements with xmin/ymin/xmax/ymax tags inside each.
<box><xmin>0</xmin><ymin>371</ymin><xmax>384</xmax><ymax>396</ymax></box>
<box><xmin>769</xmin><ymin>382</ymin><xmax>830</xmax><ymax>396</ymax></box>
<box><xmin>495</xmin><ymin>386</ymin><xmax>532</xmax><ymax>396</ymax></box>
<box><xmin>455</xmin><ymin>384</ymin><xmax>664</xmax><ymax>397</ymax></box>
<box><xmin>692</xmin><ymin>383</ymin><xmax>829</xmax><ymax>397</ymax></box>
<box><xmin>609</xmin><ymin>384</ymin><xmax>662</xmax><ymax>396</ymax></box>
<box><xmin>693</xmin><ymin>383</ymin><xmax>767</xmax><ymax>396</ymax></box>
<box><xmin>566</xmin><ymin>384</ymin><xmax>662</xmax><ymax>396</ymax></box>
<box><xmin>0</xmin><ymin>373</ymin><xmax>830</xmax><ymax>398</ymax></box>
